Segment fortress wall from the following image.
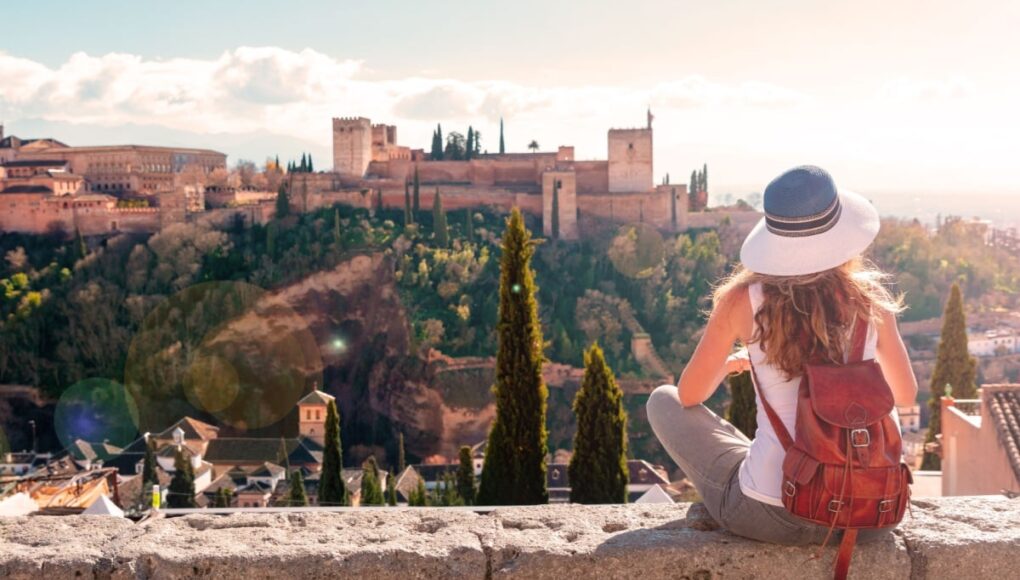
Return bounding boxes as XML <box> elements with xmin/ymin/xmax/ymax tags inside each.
<box><xmin>576</xmin><ymin>191</ymin><xmax>674</xmax><ymax>229</ymax></box>
<box><xmin>573</xmin><ymin>161</ymin><xmax>609</xmax><ymax>194</ymax></box>
<box><xmin>0</xmin><ymin>497</ymin><xmax>1015</xmax><ymax>579</ymax></box>
<box><xmin>686</xmin><ymin>210</ymin><xmax>762</xmax><ymax>235</ymax></box>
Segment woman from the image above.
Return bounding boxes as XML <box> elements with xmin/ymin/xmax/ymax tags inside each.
<box><xmin>647</xmin><ymin>165</ymin><xmax>917</xmax><ymax>545</ymax></box>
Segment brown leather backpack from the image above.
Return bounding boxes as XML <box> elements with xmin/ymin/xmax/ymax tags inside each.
<box><xmin>750</xmin><ymin>317</ymin><xmax>912</xmax><ymax>580</ymax></box>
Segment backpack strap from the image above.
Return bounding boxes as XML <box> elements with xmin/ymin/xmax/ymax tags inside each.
<box><xmin>834</xmin><ymin>529</ymin><xmax>858</xmax><ymax>580</ymax></box>
<box><xmin>748</xmin><ymin>359</ymin><xmax>795</xmax><ymax>451</ymax></box>
<box><xmin>848</xmin><ymin>316</ymin><xmax>868</xmax><ymax>363</ymax></box>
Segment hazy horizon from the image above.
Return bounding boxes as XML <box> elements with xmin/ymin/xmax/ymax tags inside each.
<box><xmin>2</xmin><ymin>1</ymin><xmax>1018</xmax><ymax>198</ymax></box>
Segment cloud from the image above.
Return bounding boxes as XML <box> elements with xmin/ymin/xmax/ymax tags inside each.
<box><xmin>0</xmin><ymin>47</ymin><xmax>813</xmax><ymax>145</ymax></box>
<box><xmin>878</xmin><ymin>77</ymin><xmax>977</xmax><ymax>103</ymax></box>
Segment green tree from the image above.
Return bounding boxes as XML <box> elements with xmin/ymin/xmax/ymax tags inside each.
<box><xmin>433</xmin><ymin>124</ymin><xmax>444</xmax><ymax>160</ymax></box>
<box><xmin>408</xmin><ymin>478</ymin><xmax>428</xmax><ymax>506</ymax></box>
<box><xmin>141</xmin><ymin>437</ymin><xmax>158</xmax><ymax>498</ymax></box>
<box><xmin>466</xmin><ymin>127</ymin><xmax>475</xmax><ymax>161</ymax></box>
<box><xmin>439</xmin><ymin>471</ymin><xmax>464</xmax><ymax>506</ymax></box>
<box><xmin>287</xmin><ymin>469</ymin><xmax>309</xmax><ymax>507</ymax></box>
<box><xmin>922</xmin><ymin>283</ymin><xmax>976</xmax><ymax>470</ymax></box>
<box><xmin>444</xmin><ymin>132</ymin><xmax>466</xmax><ymax>160</ymax></box>
<box><xmin>307</xmin><ymin>154</ymin><xmax>314</xmax><ymax>172</ymax></box>
<box><xmin>701</xmin><ymin>162</ymin><xmax>708</xmax><ymax>197</ymax></box>
<box><xmin>568</xmin><ymin>343</ymin><xmax>628</xmax><ymax>504</ymax></box>
<box><xmin>456</xmin><ymin>445</ymin><xmax>476</xmax><ymax>505</ymax></box>
<box><xmin>689</xmin><ymin>169</ymin><xmax>699</xmax><ymax>211</ymax></box>
<box><xmin>318</xmin><ymin>400</ymin><xmax>348</xmax><ymax>506</ymax></box>
<box><xmin>386</xmin><ymin>469</ymin><xmax>398</xmax><ymax>506</ymax></box>
<box><xmin>213</xmin><ymin>487</ymin><xmax>233</xmax><ymax>508</ymax></box>
<box><xmin>275</xmin><ymin>184</ymin><xmax>290</xmax><ymax>218</ymax></box>
<box><xmin>528</xmin><ymin>140</ymin><xmax>539</xmax><ymax>153</ymax></box>
<box><xmin>333</xmin><ymin>207</ymin><xmax>342</xmax><ymax>246</ymax></box>
<box><xmin>397</xmin><ymin>432</ymin><xmax>406</xmax><ymax>473</ymax></box>
<box><xmin>464</xmin><ymin>210</ymin><xmax>474</xmax><ymax>243</ymax></box>
<box><xmin>360</xmin><ymin>456</ymin><xmax>386</xmax><ymax>506</ymax></box>
<box><xmin>433</xmin><ymin>188</ymin><xmax>449</xmax><ymax>247</ymax></box>
<box><xmin>404</xmin><ymin>180</ymin><xmax>413</xmax><ymax>226</ymax></box>
<box><xmin>551</xmin><ymin>179</ymin><xmax>560</xmax><ymax>240</ymax></box>
<box><xmin>300</xmin><ymin>153</ymin><xmax>307</xmax><ymax>172</ymax></box>
<box><xmin>167</xmin><ymin>447</ymin><xmax>196</xmax><ymax>508</ymax></box>
<box><xmin>477</xmin><ymin>208</ymin><xmax>549</xmax><ymax>505</ymax></box>
<box><xmin>499</xmin><ymin>117</ymin><xmax>506</xmax><ymax>154</ymax></box>
<box><xmin>72</xmin><ymin>228</ymin><xmax>88</xmax><ymax>263</ymax></box>
<box><xmin>726</xmin><ymin>371</ymin><xmax>757</xmax><ymax>439</ymax></box>
<box><xmin>413</xmin><ymin>166</ymin><xmax>421</xmax><ymax>214</ymax></box>
<box><xmin>670</xmin><ymin>186</ymin><xmax>678</xmax><ymax>228</ymax></box>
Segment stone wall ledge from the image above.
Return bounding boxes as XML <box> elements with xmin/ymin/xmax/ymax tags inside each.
<box><xmin>0</xmin><ymin>496</ymin><xmax>1016</xmax><ymax>579</ymax></box>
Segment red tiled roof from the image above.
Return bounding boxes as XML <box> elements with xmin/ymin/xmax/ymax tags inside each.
<box><xmin>985</xmin><ymin>385</ymin><xmax>1020</xmax><ymax>485</ymax></box>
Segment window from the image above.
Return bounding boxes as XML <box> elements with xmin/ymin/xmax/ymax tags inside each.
<box><xmin>316</xmin><ymin>409</ymin><xmax>321</xmax><ymax>421</ymax></box>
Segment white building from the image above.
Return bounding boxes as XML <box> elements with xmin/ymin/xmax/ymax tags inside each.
<box><xmin>968</xmin><ymin>328</ymin><xmax>1020</xmax><ymax>357</ymax></box>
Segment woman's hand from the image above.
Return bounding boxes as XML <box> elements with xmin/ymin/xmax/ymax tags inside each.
<box><xmin>725</xmin><ymin>348</ymin><xmax>751</xmax><ymax>376</ymax></box>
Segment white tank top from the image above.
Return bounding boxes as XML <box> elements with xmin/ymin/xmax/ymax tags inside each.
<box><xmin>737</xmin><ymin>282</ymin><xmax>881</xmax><ymax>507</ymax></box>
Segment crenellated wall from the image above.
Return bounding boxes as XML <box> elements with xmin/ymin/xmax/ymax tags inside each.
<box><xmin>0</xmin><ymin>497</ymin><xmax>1015</xmax><ymax>579</ymax></box>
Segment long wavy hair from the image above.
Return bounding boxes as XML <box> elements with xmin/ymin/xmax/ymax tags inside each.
<box><xmin>714</xmin><ymin>258</ymin><xmax>904</xmax><ymax>378</ymax></box>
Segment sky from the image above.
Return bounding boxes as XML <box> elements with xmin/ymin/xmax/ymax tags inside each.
<box><xmin>1</xmin><ymin>0</ymin><xmax>1018</xmax><ymax>202</ymax></box>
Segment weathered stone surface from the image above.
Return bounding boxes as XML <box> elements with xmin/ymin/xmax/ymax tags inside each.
<box><xmin>898</xmin><ymin>496</ymin><xmax>1020</xmax><ymax>580</ymax></box>
<box><xmin>0</xmin><ymin>498</ymin><xmax>1015</xmax><ymax>579</ymax></box>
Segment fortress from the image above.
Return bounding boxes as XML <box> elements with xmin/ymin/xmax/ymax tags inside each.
<box><xmin>292</xmin><ymin>112</ymin><xmax>760</xmax><ymax>240</ymax></box>
<box><xmin>0</xmin><ymin>115</ymin><xmax>760</xmax><ymax>239</ymax></box>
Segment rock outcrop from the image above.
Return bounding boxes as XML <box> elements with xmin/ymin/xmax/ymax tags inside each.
<box><xmin>0</xmin><ymin>497</ymin><xmax>1016</xmax><ymax>579</ymax></box>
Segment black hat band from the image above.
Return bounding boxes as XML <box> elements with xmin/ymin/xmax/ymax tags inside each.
<box><xmin>765</xmin><ymin>195</ymin><xmax>842</xmax><ymax>238</ymax></box>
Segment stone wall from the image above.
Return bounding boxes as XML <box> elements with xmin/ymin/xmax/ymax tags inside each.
<box><xmin>0</xmin><ymin>497</ymin><xmax>1015</xmax><ymax>579</ymax></box>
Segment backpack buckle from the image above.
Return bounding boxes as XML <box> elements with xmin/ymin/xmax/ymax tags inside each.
<box><xmin>878</xmin><ymin>499</ymin><xmax>894</xmax><ymax>513</ymax></box>
<box><xmin>850</xmin><ymin>428</ymin><xmax>871</xmax><ymax>447</ymax></box>
<box><xmin>783</xmin><ymin>481</ymin><xmax>796</xmax><ymax>497</ymax></box>
<box><xmin>828</xmin><ymin>499</ymin><xmax>843</xmax><ymax>512</ymax></box>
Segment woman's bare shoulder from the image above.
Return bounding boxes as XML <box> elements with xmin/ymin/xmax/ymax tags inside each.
<box><xmin>714</xmin><ymin>283</ymin><xmax>753</xmax><ymax>339</ymax></box>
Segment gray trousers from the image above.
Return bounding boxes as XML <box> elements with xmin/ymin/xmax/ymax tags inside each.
<box><xmin>646</xmin><ymin>385</ymin><xmax>889</xmax><ymax>545</ymax></box>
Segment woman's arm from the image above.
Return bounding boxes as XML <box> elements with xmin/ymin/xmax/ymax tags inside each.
<box><xmin>875</xmin><ymin>308</ymin><xmax>918</xmax><ymax>407</ymax></box>
<box><xmin>677</xmin><ymin>287</ymin><xmax>751</xmax><ymax>407</ymax></box>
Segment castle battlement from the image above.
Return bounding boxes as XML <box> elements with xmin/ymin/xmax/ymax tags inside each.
<box><xmin>332</xmin><ymin>117</ymin><xmax>371</xmax><ymax>126</ymax></box>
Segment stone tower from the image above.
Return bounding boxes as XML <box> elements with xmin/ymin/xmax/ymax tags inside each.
<box><xmin>297</xmin><ymin>384</ymin><xmax>335</xmax><ymax>446</ymax></box>
<box><xmin>332</xmin><ymin>117</ymin><xmax>373</xmax><ymax>177</ymax></box>
<box><xmin>542</xmin><ymin>170</ymin><xmax>578</xmax><ymax>240</ymax></box>
<box><xmin>607</xmin><ymin>126</ymin><xmax>653</xmax><ymax>193</ymax></box>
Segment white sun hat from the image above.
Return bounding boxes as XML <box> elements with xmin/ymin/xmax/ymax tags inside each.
<box><xmin>739</xmin><ymin>166</ymin><xmax>880</xmax><ymax>276</ymax></box>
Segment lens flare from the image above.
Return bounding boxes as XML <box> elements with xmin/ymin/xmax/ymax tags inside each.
<box><xmin>125</xmin><ymin>281</ymin><xmax>323</xmax><ymax>435</ymax></box>
<box><xmin>608</xmin><ymin>223</ymin><xmax>665</xmax><ymax>279</ymax></box>
<box><xmin>53</xmin><ymin>378</ymin><xmax>138</xmax><ymax>451</ymax></box>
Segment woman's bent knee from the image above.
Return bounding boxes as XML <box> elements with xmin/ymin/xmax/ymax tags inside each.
<box><xmin>646</xmin><ymin>385</ymin><xmax>681</xmax><ymax>429</ymax></box>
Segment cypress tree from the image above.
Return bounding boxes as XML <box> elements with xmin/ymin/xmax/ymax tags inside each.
<box><xmin>397</xmin><ymin>432</ymin><xmax>406</xmax><ymax>473</ymax></box>
<box><xmin>300</xmin><ymin>153</ymin><xmax>307</xmax><ymax>172</ymax></box>
<box><xmin>275</xmin><ymin>184</ymin><xmax>290</xmax><ymax>218</ymax></box>
<box><xmin>141</xmin><ymin>437</ymin><xmax>157</xmax><ymax>496</ymax></box>
<box><xmin>360</xmin><ymin>456</ymin><xmax>386</xmax><ymax>506</ymax></box>
<box><xmin>333</xmin><ymin>207</ymin><xmax>342</xmax><ymax>246</ymax></box>
<box><xmin>386</xmin><ymin>469</ymin><xmax>398</xmax><ymax>506</ymax></box>
<box><xmin>167</xmin><ymin>448</ymin><xmax>196</xmax><ymax>508</ymax></box>
<box><xmin>568</xmin><ymin>343</ymin><xmax>628</xmax><ymax>504</ymax></box>
<box><xmin>466</xmin><ymin>127</ymin><xmax>475</xmax><ymax>161</ymax></box>
<box><xmin>413</xmin><ymin>166</ymin><xmax>421</xmax><ymax>213</ymax></box>
<box><xmin>456</xmin><ymin>445</ymin><xmax>476</xmax><ymax>505</ymax></box>
<box><xmin>477</xmin><ymin>208</ymin><xmax>549</xmax><ymax>505</ymax></box>
<box><xmin>440</xmin><ymin>471</ymin><xmax>464</xmax><ymax>506</ymax></box>
<box><xmin>72</xmin><ymin>228</ymin><xmax>87</xmax><ymax>262</ymax></box>
<box><xmin>433</xmin><ymin>188</ymin><xmax>449</xmax><ymax>247</ymax></box>
<box><xmin>499</xmin><ymin>117</ymin><xmax>506</xmax><ymax>154</ymax></box>
<box><xmin>308</xmin><ymin>154</ymin><xmax>314</xmax><ymax>172</ymax></box>
<box><xmin>464</xmin><ymin>210</ymin><xmax>474</xmax><ymax>243</ymax></box>
<box><xmin>671</xmin><ymin>186</ymin><xmax>678</xmax><ymax>228</ymax></box>
<box><xmin>318</xmin><ymin>400</ymin><xmax>348</xmax><ymax>506</ymax></box>
<box><xmin>701</xmin><ymin>163</ymin><xmax>708</xmax><ymax>197</ymax></box>
<box><xmin>266</xmin><ymin>222</ymin><xmax>277</xmax><ymax>258</ymax></box>
<box><xmin>726</xmin><ymin>371</ymin><xmax>757</xmax><ymax>439</ymax></box>
<box><xmin>287</xmin><ymin>469</ymin><xmax>309</xmax><ymax>507</ymax></box>
<box><xmin>922</xmin><ymin>283</ymin><xmax>976</xmax><ymax>470</ymax></box>
<box><xmin>551</xmin><ymin>179</ymin><xmax>560</xmax><ymax>240</ymax></box>
<box><xmin>404</xmin><ymin>180</ymin><xmax>413</xmax><ymax>226</ymax></box>
<box><xmin>409</xmin><ymin>478</ymin><xmax>428</xmax><ymax>506</ymax></box>
<box><xmin>689</xmin><ymin>170</ymin><xmax>699</xmax><ymax>211</ymax></box>
<box><xmin>435</xmin><ymin>124</ymin><xmax>444</xmax><ymax>160</ymax></box>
